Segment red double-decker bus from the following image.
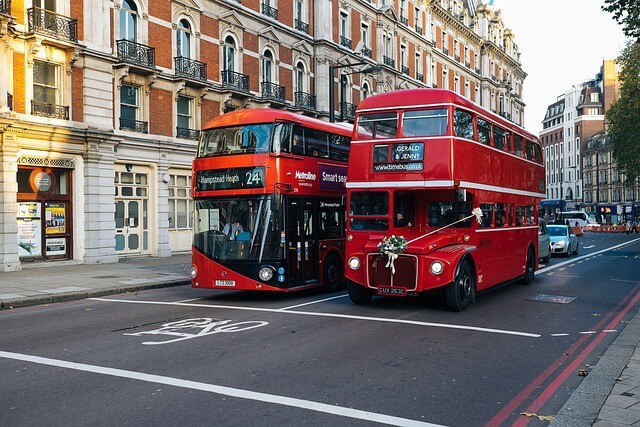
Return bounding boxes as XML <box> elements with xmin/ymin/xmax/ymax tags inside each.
<box><xmin>191</xmin><ymin>109</ymin><xmax>352</xmax><ymax>293</ymax></box>
<box><xmin>344</xmin><ymin>89</ymin><xmax>545</xmax><ymax>311</ymax></box>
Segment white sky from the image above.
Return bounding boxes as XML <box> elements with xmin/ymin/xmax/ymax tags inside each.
<box><xmin>489</xmin><ymin>0</ymin><xmax>629</xmax><ymax>135</ymax></box>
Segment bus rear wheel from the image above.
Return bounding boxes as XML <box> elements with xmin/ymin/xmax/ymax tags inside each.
<box><xmin>347</xmin><ymin>280</ymin><xmax>373</xmax><ymax>304</ymax></box>
<box><xmin>445</xmin><ymin>260</ymin><xmax>474</xmax><ymax>312</ymax></box>
<box><xmin>322</xmin><ymin>254</ymin><xmax>343</xmax><ymax>292</ymax></box>
<box><xmin>522</xmin><ymin>248</ymin><xmax>535</xmax><ymax>285</ymax></box>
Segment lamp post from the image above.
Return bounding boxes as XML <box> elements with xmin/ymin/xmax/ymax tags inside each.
<box><xmin>329</xmin><ymin>62</ymin><xmax>381</xmax><ymax>122</ymax></box>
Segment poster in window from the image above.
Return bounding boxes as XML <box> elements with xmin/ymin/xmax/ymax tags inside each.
<box><xmin>46</xmin><ymin>203</ymin><xmax>66</xmax><ymax>234</ymax></box>
<box><xmin>46</xmin><ymin>238</ymin><xmax>67</xmax><ymax>256</ymax></box>
<box><xmin>17</xmin><ymin>202</ymin><xmax>42</xmax><ymax>257</ymax></box>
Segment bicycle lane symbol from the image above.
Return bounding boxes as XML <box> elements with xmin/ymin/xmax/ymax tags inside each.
<box><xmin>123</xmin><ymin>318</ymin><xmax>269</xmax><ymax>345</ymax></box>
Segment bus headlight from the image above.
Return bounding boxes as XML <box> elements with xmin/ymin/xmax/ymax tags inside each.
<box><xmin>430</xmin><ymin>261</ymin><xmax>444</xmax><ymax>275</ymax></box>
<box><xmin>258</xmin><ymin>266</ymin><xmax>274</xmax><ymax>281</ymax></box>
<box><xmin>348</xmin><ymin>256</ymin><xmax>361</xmax><ymax>270</ymax></box>
<box><xmin>190</xmin><ymin>266</ymin><xmax>198</xmax><ymax>279</ymax></box>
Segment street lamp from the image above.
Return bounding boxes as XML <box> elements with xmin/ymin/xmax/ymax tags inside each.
<box><xmin>328</xmin><ymin>61</ymin><xmax>381</xmax><ymax>122</ymax></box>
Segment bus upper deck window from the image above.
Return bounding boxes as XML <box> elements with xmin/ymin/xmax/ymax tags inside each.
<box><xmin>357</xmin><ymin>112</ymin><xmax>398</xmax><ymax>139</ymax></box>
<box><xmin>453</xmin><ymin>109</ymin><xmax>474</xmax><ymax>140</ymax></box>
<box><xmin>402</xmin><ymin>109</ymin><xmax>448</xmax><ymax>137</ymax></box>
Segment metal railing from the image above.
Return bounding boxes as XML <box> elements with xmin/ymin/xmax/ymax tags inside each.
<box><xmin>31</xmin><ymin>100</ymin><xmax>69</xmax><ymax>120</ymax></box>
<box><xmin>400</xmin><ymin>16</ymin><xmax>408</xmax><ymax>26</ymax></box>
<box><xmin>294</xmin><ymin>91</ymin><xmax>316</xmax><ymax>110</ymax></box>
<box><xmin>416</xmin><ymin>72</ymin><xmax>423</xmax><ymax>82</ymax></box>
<box><xmin>1</xmin><ymin>0</ymin><xmax>11</xmax><ymax>15</ymax></box>
<box><xmin>261</xmin><ymin>3</ymin><xmax>278</xmax><ymax>19</ymax></box>
<box><xmin>340</xmin><ymin>101</ymin><xmax>356</xmax><ymax>121</ymax></box>
<box><xmin>119</xmin><ymin>117</ymin><xmax>148</xmax><ymax>133</ymax></box>
<box><xmin>401</xmin><ymin>66</ymin><xmax>410</xmax><ymax>75</ymax></box>
<box><xmin>383</xmin><ymin>55</ymin><xmax>395</xmax><ymax>68</ymax></box>
<box><xmin>174</xmin><ymin>57</ymin><xmax>207</xmax><ymax>82</ymax></box>
<box><xmin>294</xmin><ymin>19</ymin><xmax>309</xmax><ymax>33</ymax></box>
<box><xmin>7</xmin><ymin>92</ymin><xmax>12</xmax><ymax>111</ymax></box>
<box><xmin>116</xmin><ymin>39</ymin><xmax>155</xmax><ymax>68</ymax></box>
<box><xmin>362</xmin><ymin>47</ymin><xmax>372</xmax><ymax>58</ymax></box>
<box><xmin>27</xmin><ymin>7</ymin><xmax>78</xmax><ymax>42</ymax></box>
<box><xmin>261</xmin><ymin>81</ymin><xmax>286</xmax><ymax>102</ymax></box>
<box><xmin>340</xmin><ymin>36</ymin><xmax>352</xmax><ymax>49</ymax></box>
<box><xmin>176</xmin><ymin>127</ymin><xmax>200</xmax><ymax>140</ymax></box>
<box><xmin>415</xmin><ymin>25</ymin><xmax>422</xmax><ymax>34</ymax></box>
<box><xmin>221</xmin><ymin>70</ymin><xmax>250</xmax><ymax>93</ymax></box>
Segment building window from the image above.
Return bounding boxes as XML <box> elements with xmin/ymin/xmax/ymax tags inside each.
<box><xmin>223</xmin><ymin>36</ymin><xmax>236</xmax><ymax>72</ymax></box>
<box><xmin>340</xmin><ymin>11</ymin><xmax>348</xmax><ymax>39</ymax></box>
<box><xmin>168</xmin><ymin>174</ymin><xmax>193</xmax><ymax>230</ymax></box>
<box><xmin>262</xmin><ymin>50</ymin><xmax>274</xmax><ymax>83</ymax></box>
<box><xmin>177</xmin><ymin>95</ymin><xmax>193</xmax><ymax>131</ymax></box>
<box><xmin>295</xmin><ymin>62</ymin><xmax>305</xmax><ymax>93</ymax></box>
<box><xmin>176</xmin><ymin>18</ymin><xmax>192</xmax><ymax>59</ymax></box>
<box><xmin>120</xmin><ymin>0</ymin><xmax>137</xmax><ymax>41</ymax></box>
<box><xmin>33</xmin><ymin>60</ymin><xmax>60</xmax><ymax>105</ymax></box>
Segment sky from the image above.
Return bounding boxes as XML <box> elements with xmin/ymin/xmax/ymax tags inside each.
<box><xmin>488</xmin><ymin>0</ymin><xmax>629</xmax><ymax>135</ymax></box>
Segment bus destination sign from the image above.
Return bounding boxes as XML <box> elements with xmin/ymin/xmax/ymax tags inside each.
<box><xmin>196</xmin><ymin>167</ymin><xmax>265</xmax><ymax>191</ymax></box>
<box><xmin>373</xmin><ymin>142</ymin><xmax>424</xmax><ymax>172</ymax></box>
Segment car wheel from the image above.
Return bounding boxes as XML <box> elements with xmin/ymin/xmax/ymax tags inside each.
<box><xmin>445</xmin><ymin>259</ymin><xmax>474</xmax><ymax>311</ymax></box>
<box><xmin>574</xmin><ymin>243</ymin><xmax>579</xmax><ymax>256</ymax></box>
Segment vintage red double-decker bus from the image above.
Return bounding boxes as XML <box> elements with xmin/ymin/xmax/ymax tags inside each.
<box><xmin>344</xmin><ymin>89</ymin><xmax>545</xmax><ymax>311</ymax></box>
<box><xmin>191</xmin><ymin>109</ymin><xmax>352</xmax><ymax>292</ymax></box>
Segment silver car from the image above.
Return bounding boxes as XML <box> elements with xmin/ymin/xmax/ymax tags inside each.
<box><xmin>548</xmin><ymin>224</ymin><xmax>579</xmax><ymax>257</ymax></box>
<box><xmin>538</xmin><ymin>219</ymin><xmax>551</xmax><ymax>263</ymax></box>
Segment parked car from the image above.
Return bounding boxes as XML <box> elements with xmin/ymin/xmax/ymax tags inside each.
<box><xmin>538</xmin><ymin>219</ymin><xmax>551</xmax><ymax>263</ymax></box>
<box><xmin>548</xmin><ymin>224</ymin><xmax>579</xmax><ymax>257</ymax></box>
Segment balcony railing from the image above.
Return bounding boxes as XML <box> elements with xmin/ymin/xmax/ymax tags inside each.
<box><xmin>401</xmin><ymin>66</ymin><xmax>410</xmax><ymax>75</ymax></box>
<box><xmin>27</xmin><ymin>7</ymin><xmax>78</xmax><ymax>42</ymax></box>
<box><xmin>400</xmin><ymin>16</ymin><xmax>408</xmax><ymax>26</ymax></box>
<box><xmin>294</xmin><ymin>91</ymin><xmax>316</xmax><ymax>110</ymax></box>
<box><xmin>174</xmin><ymin>56</ymin><xmax>207</xmax><ymax>82</ymax></box>
<box><xmin>383</xmin><ymin>55</ymin><xmax>395</xmax><ymax>68</ymax></box>
<box><xmin>177</xmin><ymin>127</ymin><xmax>200</xmax><ymax>140</ymax></box>
<box><xmin>443</xmin><ymin>47</ymin><xmax>449</xmax><ymax>55</ymax></box>
<box><xmin>416</xmin><ymin>72</ymin><xmax>423</xmax><ymax>82</ymax></box>
<box><xmin>294</xmin><ymin>19</ymin><xmax>309</xmax><ymax>33</ymax></box>
<box><xmin>31</xmin><ymin>100</ymin><xmax>69</xmax><ymax>120</ymax></box>
<box><xmin>7</xmin><ymin>92</ymin><xmax>12</xmax><ymax>111</ymax></box>
<box><xmin>116</xmin><ymin>39</ymin><xmax>155</xmax><ymax>68</ymax></box>
<box><xmin>261</xmin><ymin>3</ymin><xmax>278</xmax><ymax>19</ymax></box>
<box><xmin>119</xmin><ymin>117</ymin><xmax>148</xmax><ymax>133</ymax></box>
<box><xmin>261</xmin><ymin>81</ymin><xmax>286</xmax><ymax>102</ymax></box>
<box><xmin>221</xmin><ymin>70</ymin><xmax>250</xmax><ymax>93</ymax></box>
<box><xmin>362</xmin><ymin>47</ymin><xmax>372</xmax><ymax>58</ymax></box>
<box><xmin>340</xmin><ymin>36</ymin><xmax>352</xmax><ymax>49</ymax></box>
<box><xmin>415</xmin><ymin>25</ymin><xmax>422</xmax><ymax>34</ymax></box>
<box><xmin>1</xmin><ymin>0</ymin><xmax>11</xmax><ymax>15</ymax></box>
<box><xmin>340</xmin><ymin>101</ymin><xmax>356</xmax><ymax>121</ymax></box>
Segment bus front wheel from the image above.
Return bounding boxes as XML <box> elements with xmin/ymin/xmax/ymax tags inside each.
<box><xmin>322</xmin><ymin>254</ymin><xmax>344</xmax><ymax>292</ymax></box>
<box><xmin>522</xmin><ymin>248</ymin><xmax>535</xmax><ymax>285</ymax></box>
<box><xmin>347</xmin><ymin>280</ymin><xmax>373</xmax><ymax>304</ymax></box>
<box><xmin>445</xmin><ymin>259</ymin><xmax>474</xmax><ymax>312</ymax></box>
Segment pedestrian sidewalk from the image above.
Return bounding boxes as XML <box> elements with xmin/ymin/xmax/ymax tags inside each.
<box><xmin>0</xmin><ymin>253</ymin><xmax>191</xmax><ymax>309</ymax></box>
<box><xmin>0</xmin><ymin>253</ymin><xmax>639</xmax><ymax>426</ymax></box>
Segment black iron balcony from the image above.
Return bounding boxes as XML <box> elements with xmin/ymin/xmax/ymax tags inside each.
<box><xmin>400</xmin><ymin>16</ymin><xmax>408</xmax><ymax>26</ymax></box>
<box><xmin>7</xmin><ymin>92</ymin><xmax>12</xmax><ymax>111</ymax></box>
<box><xmin>1</xmin><ymin>0</ymin><xmax>11</xmax><ymax>15</ymax></box>
<box><xmin>416</xmin><ymin>72</ymin><xmax>423</xmax><ymax>82</ymax></box>
<box><xmin>294</xmin><ymin>91</ymin><xmax>316</xmax><ymax>110</ymax></box>
<box><xmin>402</xmin><ymin>66</ymin><xmax>410</xmax><ymax>75</ymax></box>
<box><xmin>27</xmin><ymin>7</ymin><xmax>78</xmax><ymax>42</ymax></box>
<box><xmin>31</xmin><ymin>100</ymin><xmax>69</xmax><ymax>120</ymax></box>
<box><xmin>415</xmin><ymin>25</ymin><xmax>422</xmax><ymax>34</ymax></box>
<box><xmin>362</xmin><ymin>47</ymin><xmax>372</xmax><ymax>58</ymax></box>
<box><xmin>261</xmin><ymin>81</ymin><xmax>286</xmax><ymax>103</ymax></box>
<box><xmin>340</xmin><ymin>101</ymin><xmax>356</xmax><ymax>121</ymax></box>
<box><xmin>116</xmin><ymin>39</ymin><xmax>155</xmax><ymax>68</ymax></box>
<box><xmin>340</xmin><ymin>36</ymin><xmax>352</xmax><ymax>49</ymax></box>
<box><xmin>174</xmin><ymin>56</ymin><xmax>207</xmax><ymax>82</ymax></box>
<box><xmin>177</xmin><ymin>127</ymin><xmax>200</xmax><ymax>140</ymax></box>
<box><xmin>119</xmin><ymin>117</ymin><xmax>148</xmax><ymax>133</ymax></box>
<box><xmin>221</xmin><ymin>70</ymin><xmax>250</xmax><ymax>93</ymax></box>
<box><xmin>261</xmin><ymin>3</ymin><xmax>278</xmax><ymax>19</ymax></box>
<box><xmin>383</xmin><ymin>55</ymin><xmax>395</xmax><ymax>68</ymax></box>
<box><xmin>443</xmin><ymin>47</ymin><xmax>449</xmax><ymax>55</ymax></box>
<box><xmin>295</xmin><ymin>19</ymin><xmax>309</xmax><ymax>33</ymax></box>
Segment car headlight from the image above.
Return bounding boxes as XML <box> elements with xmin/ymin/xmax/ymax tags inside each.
<box><xmin>557</xmin><ymin>240</ymin><xmax>566</xmax><ymax>247</ymax></box>
<box><xmin>348</xmin><ymin>256</ymin><xmax>361</xmax><ymax>270</ymax></box>
<box><xmin>258</xmin><ymin>267</ymin><xmax>274</xmax><ymax>281</ymax></box>
<box><xmin>430</xmin><ymin>261</ymin><xmax>444</xmax><ymax>275</ymax></box>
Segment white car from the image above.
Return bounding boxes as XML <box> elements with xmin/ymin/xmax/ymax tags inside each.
<box><xmin>538</xmin><ymin>219</ymin><xmax>551</xmax><ymax>263</ymax></box>
<box><xmin>548</xmin><ymin>224</ymin><xmax>579</xmax><ymax>257</ymax></box>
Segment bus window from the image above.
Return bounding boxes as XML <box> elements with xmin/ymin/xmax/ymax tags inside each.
<box><xmin>329</xmin><ymin>134</ymin><xmax>350</xmax><ymax>161</ymax></box>
<box><xmin>495</xmin><ymin>203</ymin><xmax>506</xmax><ymax>227</ymax></box>
<box><xmin>515</xmin><ymin>205</ymin><xmax>525</xmax><ymax>226</ymax></box>
<box><xmin>493</xmin><ymin>126</ymin><xmax>506</xmax><ymax>151</ymax></box>
<box><xmin>402</xmin><ymin>109</ymin><xmax>448</xmax><ymax>137</ymax></box>
<box><xmin>514</xmin><ymin>134</ymin><xmax>524</xmax><ymax>158</ymax></box>
<box><xmin>477</xmin><ymin>118</ymin><xmax>491</xmax><ymax>145</ymax></box>
<box><xmin>394</xmin><ymin>192</ymin><xmax>415</xmax><ymax>227</ymax></box>
<box><xmin>349</xmin><ymin>191</ymin><xmax>389</xmax><ymax>230</ymax></box>
<box><xmin>454</xmin><ymin>109</ymin><xmax>474</xmax><ymax>140</ymax></box>
<box><xmin>428</xmin><ymin>201</ymin><xmax>472</xmax><ymax>228</ymax></box>
<box><xmin>527</xmin><ymin>205</ymin><xmax>535</xmax><ymax>225</ymax></box>
<box><xmin>525</xmin><ymin>140</ymin><xmax>534</xmax><ymax>160</ymax></box>
<box><xmin>534</xmin><ymin>144</ymin><xmax>543</xmax><ymax>164</ymax></box>
<box><xmin>373</xmin><ymin>145</ymin><xmax>389</xmax><ymax>162</ymax></box>
<box><xmin>307</xmin><ymin>128</ymin><xmax>329</xmax><ymax>157</ymax></box>
<box><xmin>357</xmin><ymin>112</ymin><xmax>398</xmax><ymax>139</ymax></box>
<box><xmin>199</xmin><ymin>124</ymin><xmax>272</xmax><ymax>156</ymax></box>
<box><xmin>479</xmin><ymin>203</ymin><xmax>494</xmax><ymax>227</ymax></box>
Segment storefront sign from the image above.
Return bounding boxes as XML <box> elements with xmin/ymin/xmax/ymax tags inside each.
<box><xmin>45</xmin><ymin>238</ymin><xmax>66</xmax><ymax>256</ymax></box>
<box><xmin>17</xmin><ymin>203</ymin><xmax>42</xmax><ymax>257</ymax></box>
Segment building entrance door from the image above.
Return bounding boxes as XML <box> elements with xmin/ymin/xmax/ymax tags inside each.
<box><xmin>114</xmin><ymin>199</ymin><xmax>143</xmax><ymax>253</ymax></box>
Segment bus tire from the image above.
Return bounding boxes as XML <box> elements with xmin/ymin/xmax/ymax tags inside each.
<box><xmin>322</xmin><ymin>254</ymin><xmax>343</xmax><ymax>292</ymax></box>
<box><xmin>445</xmin><ymin>259</ymin><xmax>474</xmax><ymax>312</ymax></box>
<box><xmin>347</xmin><ymin>280</ymin><xmax>373</xmax><ymax>304</ymax></box>
<box><xmin>522</xmin><ymin>247</ymin><xmax>535</xmax><ymax>285</ymax></box>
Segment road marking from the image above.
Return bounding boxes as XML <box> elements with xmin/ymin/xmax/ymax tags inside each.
<box><xmin>280</xmin><ymin>294</ymin><xmax>347</xmax><ymax>310</ymax></box>
<box><xmin>541</xmin><ymin>239</ymin><xmax>639</xmax><ymax>273</ymax></box>
<box><xmin>0</xmin><ymin>350</ymin><xmax>442</xmax><ymax>427</ymax></box>
<box><xmin>90</xmin><ymin>298</ymin><xmax>541</xmax><ymax>338</ymax></box>
<box><xmin>583</xmin><ymin>245</ymin><xmax>596</xmax><ymax>249</ymax></box>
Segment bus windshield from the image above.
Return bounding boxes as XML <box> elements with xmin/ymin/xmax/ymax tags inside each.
<box><xmin>193</xmin><ymin>196</ymin><xmax>283</xmax><ymax>261</ymax></box>
<box><xmin>198</xmin><ymin>123</ymin><xmax>272</xmax><ymax>157</ymax></box>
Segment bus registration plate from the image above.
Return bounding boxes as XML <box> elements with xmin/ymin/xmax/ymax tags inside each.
<box><xmin>377</xmin><ymin>286</ymin><xmax>406</xmax><ymax>296</ymax></box>
<box><xmin>215</xmin><ymin>280</ymin><xmax>236</xmax><ymax>287</ymax></box>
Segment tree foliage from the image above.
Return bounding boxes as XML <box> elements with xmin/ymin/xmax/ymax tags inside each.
<box><xmin>606</xmin><ymin>40</ymin><xmax>640</xmax><ymax>181</ymax></box>
<box><xmin>602</xmin><ymin>0</ymin><xmax>640</xmax><ymax>39</ymax></box>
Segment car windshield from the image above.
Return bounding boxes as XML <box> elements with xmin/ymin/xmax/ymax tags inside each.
<box><xmin>548</xmin><ymin>226</ymin><xmax>568</xmax><ymax>237</ymax></box>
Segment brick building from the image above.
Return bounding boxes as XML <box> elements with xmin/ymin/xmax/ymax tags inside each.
<box><xmin>0</xmin><ymin>0</ymin><xmax>528</xmax><ymax>270</ymax></box>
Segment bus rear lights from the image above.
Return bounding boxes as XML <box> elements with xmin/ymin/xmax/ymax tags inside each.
<box><xmin>190</xmin><ymin>266</ymin><xmax>198</xmax><ymax>280</ymax></box>
<box><xmin>430</xmin><ymin>261</ymin><xmax>444</xmax><ymax>275</ymax></box>
<box><xmin>258</xmin><ymin>266</ymin><xmax>275</xmax><ymax>281</ymax></box>
<box><xmin>348</xmin><ymin>256</ymin><xmax>361</xmax><ymax>270</ymax></box>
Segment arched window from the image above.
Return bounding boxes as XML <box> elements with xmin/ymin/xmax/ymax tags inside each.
<box><xmin>222</xmin><ymin>36</ymin><xmax>236</xmax><ymax>72</ymax></box>
<box><xmin>295</xmin><ymin>62</ymin><xmax>305</xmax><ymax>94</ymax></box>
<box><xmin>120</xmin><ymin>0</ymin><xmax>137</xmax><ymax>41</ymax></box>
<box><xmin>262</xmin><ymin>50</ymin><xmax>274</xmax><ymax>83</ymax></box>
<box><xmin>176</xmin><ymin>19</ymin><xmax>191</xmax><ymax>59</ymax></box>
<box><xmin>340</xmin><ymin>73</ymin><xmax>349</xmax><ymax>103</ymax></box>
<box><xmin>362</xmin><ymin>82</ymin><xmax>369</xmax><ymax>100</ymax></box>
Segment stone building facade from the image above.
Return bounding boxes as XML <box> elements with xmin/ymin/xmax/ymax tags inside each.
<box><xmin>0</xmin><ymin>0</ymin><xmax>527</xmax><ymax>271</ymax></box>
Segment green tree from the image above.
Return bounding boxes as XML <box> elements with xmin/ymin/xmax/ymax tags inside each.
<box><xmin>606</xmin><ymin>40</ymin><xmax>640</xmax><ymax>181</ymax></box>
<box><xmin>602</xmin><ymin>0</ymin><xmax>640</xmax><ymax>39</ymax></box>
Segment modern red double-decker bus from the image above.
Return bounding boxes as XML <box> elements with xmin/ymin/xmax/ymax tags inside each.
<box><xmin>191</xmin><ymin>109</ymin><xmax>352</xmax><ymax>293</ymax></box>
<box><xmin>344</xmin><ymin>89</ymin><xmax>545</xmax><ymax>311</ymax></box>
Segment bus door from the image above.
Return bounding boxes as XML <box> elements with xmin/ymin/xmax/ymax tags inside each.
<box><xmin>286</xmin><ymin>198</ymin><xmax>318</xmax><ymax>285</ymax></box>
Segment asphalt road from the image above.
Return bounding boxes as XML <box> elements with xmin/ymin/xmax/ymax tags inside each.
<box><xmin>1</xmin><ymin>233</ymin><xmax>639</xmax><ymax>426</ymax></box>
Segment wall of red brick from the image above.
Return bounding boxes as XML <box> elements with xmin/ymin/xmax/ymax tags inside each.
<box><xmin>149</xmin><ymin>87</ymin><xmax>172</xmax><ymax>137</ymax></box>
<box><xmin>71</xmin><ymin>67</ymin><xmax>83</xmax><ymax>122</ymax></box>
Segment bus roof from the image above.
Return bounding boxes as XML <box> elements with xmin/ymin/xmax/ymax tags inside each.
<box><xmin>356</xmin><ymin>88</ymin><xmax>538</xmax><ymax>141</ymax></box>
